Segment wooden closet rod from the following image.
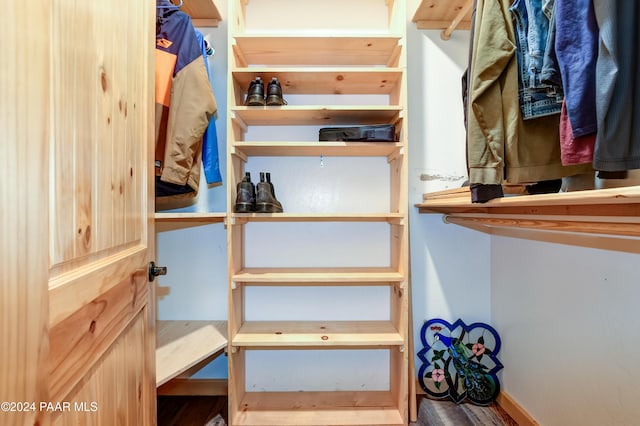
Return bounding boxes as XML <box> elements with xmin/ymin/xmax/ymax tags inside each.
<box><xmin>441</xmin><ymin>0</ymin><xmax>473</xmax><ymax>40</ymax></box>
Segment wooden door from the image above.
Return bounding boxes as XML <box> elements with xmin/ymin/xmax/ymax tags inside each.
<box><xmin>1</xmin><ymin>1</ymin><xmax>156</xmax><ymax>425</ymax></box>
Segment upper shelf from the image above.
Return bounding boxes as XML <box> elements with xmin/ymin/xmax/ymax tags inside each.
<box><xmin>416</xmin><ymin>186</ymin><xmax>640</xmax><ymax>254</ymax></box>
<box><xmin>176</xmin><ymin>0</ymin><xmax>222</xmax><ymax>27</ymax></box>
<box><xmin>412</xmin><ymin>0</ymin><xmax>473</xmax><ymax>40</ymax></box>
<box><xmin>232</xmin><ymin>35</ymin><xmax>402</xmax><ymax>66</ymax></box>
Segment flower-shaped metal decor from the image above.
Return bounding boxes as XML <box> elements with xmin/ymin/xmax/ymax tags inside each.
<box><xmin>418</xmin><ymin>318</ymin><xmax>503</xmax><ymax>406</ymax></box>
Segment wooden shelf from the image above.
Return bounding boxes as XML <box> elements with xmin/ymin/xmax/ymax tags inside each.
<box><xmin>232</xmin><ymin>68</ymin><xmax>403</xmax><ymax>97</ymax></box>
<box><xmin>235</xmin><ymin>391</ymin><xmax>404</xmax><ymax>426</ymax></box>
<box><xmin>416</xmin><ymin>186</ymin><xmax>640</xmax><ymax>253</ymax></box>
<box><xmin>232</xmin><ymin>267</ymin><xmax>405</xmax><ymax>284</ymax></box>
<box><xmin>156</xmin><ymin>320</ymin><xmax>228</xmax><ymax>387</ymax></box>
<box><xmin>177</xmin><ymin>0</ymin><xmax>222</xmax><ymax>27</ymax></box>
<box><xmin>232</xmin><ymin>106</ymin><xmax>402</xmax><ymax>126</ymax></box>
<box><xmin>232</xmin><ymin>35</ymin><xmax>402</xmax><ymax>66</ymax></box>
<box><xmin>412</xmin><ymin>0</ymin><xmax>473</xmax><ymax>39</ymax></box>
<box><xmin>232</xmin><ymin>141</ymin><xmax>402</xmax><ymax>159</ymax></box>
<box><xmin>233</xmin><ymin>321</ymin><xmax>404</xmax><ymax>348</ymax></box>
<box><xmin>154</xmin><ymin>212</ymin><xmax>226</xmax><ymax>231</ymax></box>
<box><xmin>230</xmin><ymin>213</ymin><xmax>404</xmax><ymax>224</ymax></box>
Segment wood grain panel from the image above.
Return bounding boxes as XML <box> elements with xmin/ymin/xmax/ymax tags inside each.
<box><xmin>52</xmin><ymin>313</ymin><xmax>148</xmax><ymax>426</ymax></box>
<box><xmin>49</xmin><ymin>269</ymin><xmax>149</xmax><ymax>403</ymax></box>
<box><xmin>49</xmin><ymin>0</ymin><xmax>148</xmax><ymax>267</ymax></box>
<box><xmin>49</xmin><ymin>244</ymin><xmax>147</xmax><ymax>326</ymax></box>
<box><xmin>1</xmin><ymin>2</ymin><xmax>51</xmax><ymax>425</ymax></box>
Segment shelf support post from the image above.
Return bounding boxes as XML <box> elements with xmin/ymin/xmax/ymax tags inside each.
<box><xmin>441</xmin><ymin>0</ymin><xmax>473</xmax><ymax>40</ymax></box>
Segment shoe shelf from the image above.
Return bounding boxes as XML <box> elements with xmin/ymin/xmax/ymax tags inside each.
<box><xmin>229</xmin><ymin>213</ymin><xmax>404</xmax><ymax>224</ymax></box>
<box><xmin>417</xmin><ymin>186</ymin><xmax>640</xmax><ymax>254</ymax></box>
<box><xmin>156</xmin><ymin>320</ymin><xmax>228</xmax><ymax>387</ymax></box>
<box><xmin>232</xmin><ymin>35</ymin><xmax>402</xmax><ymax>67</ymax></box>
<box><xmin>232</xmin><ymin>68</ymin><xmax>403</xmax><ymax>97</ymax></box>
<box><xmin>231</xmin><ymin>106</ymin><xmax>402</xmax><ymax>126</ymax></box>
<box><xmin>232</xmin><ymin>320</ymin><xmax>403</xmax><ymax>348</ymax></box>
<box><xmin>231</xmin><ymin>141</ymin><xmax>403</xmax><ymax>159</ymax></box>
<box><xmin>154</xmin><ymin>212</ymin><xmax>226</xmax><ymax>231</ymax></box>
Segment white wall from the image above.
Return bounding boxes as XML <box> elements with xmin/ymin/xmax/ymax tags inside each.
<box><xmin>492</xmin><ymin>237</ymin><xmax>640</xmax><ymax>425</ymax></box>
<box><xmin>405</xmin><ymin>0</ymin><xmax>492</xmax><ymax>374</ymax></box>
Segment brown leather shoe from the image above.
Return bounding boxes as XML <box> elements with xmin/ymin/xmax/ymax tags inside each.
<box><xmin>234</xmin><ymin>172</ymin><xmax>256</xmax><ymax>212</ymax></box>
<box><xmin>266</xmin><ymin>77</ymin><xmax>286</xmax><ymax>106</ymax></box>
<box><xmin>255</xmin><ymin>172</ymin><xmax>283</xmax><ymax>213</ymax></box>
<box><xmin>244</xmin><ymin>77</ymin><xmax>265</xmax><ymax>106</ymax></box>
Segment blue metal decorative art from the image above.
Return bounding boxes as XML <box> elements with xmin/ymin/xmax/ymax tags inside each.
<box><xmin>418</xmin><ymin>318</ymin><xmax>503</xmax><ymax>406</ymax></box>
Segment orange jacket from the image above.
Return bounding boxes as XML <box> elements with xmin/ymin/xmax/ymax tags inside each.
<box><xmin>155</xmin><ymin>5</ymin><xmax>216</xmax><ymax>208</ymax></box>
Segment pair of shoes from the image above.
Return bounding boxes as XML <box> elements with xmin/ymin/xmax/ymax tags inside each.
<box><xmin>244</xmin><ymin>77</ymin><xmax>286</xmax><ymax>106</ymax></box>
<box><xmin>234</xmin><ymin>172</ymin><xmax>284</xmax><ymax>213</ymax></box>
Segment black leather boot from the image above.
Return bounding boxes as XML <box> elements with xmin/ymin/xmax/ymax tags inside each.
<box><xmin>266</xmin><ymin>172</ymin><xmax>276</xmax><ymax>198</ymax></box>
<box><xmin>255</xmin><ymin>172</ymin><xmax>283</xmax><ymax>213</ymax></box>
<box><xmin>266</xmin><ymin>77</ymin><xmax>286</xmax><ymax>106</ymax></box>
<box><xmin>244</xmin><ymin>77</ymin><xmax>265</xmax><ymax>106</ymax></box>
<box><xmin>234</xmin><ymin>172</ymin><xmax>256</xmax><ymax>212</ymax></box>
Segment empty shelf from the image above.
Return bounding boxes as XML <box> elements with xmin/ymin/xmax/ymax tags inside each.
<box><xmin>233</xmin><ymin>321</ymin><xmax>404</xmax><ymax>348</ymax></box>
<box><xmin>156</xmin><ymin>320</ymin><xmax>228</xmax><ymax>387</ymax></box>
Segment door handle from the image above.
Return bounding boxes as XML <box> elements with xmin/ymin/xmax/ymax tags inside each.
<box><xmin>148</xmin><ymin>261</ymin><xmax>167</xmax><ymax>281</ymax></box>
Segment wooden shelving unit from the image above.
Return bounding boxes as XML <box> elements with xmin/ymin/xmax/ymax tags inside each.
<box><xmin>416</xmin><ymin>186</ymin><xmax>640</xmax><ymax>253</ymax></box>
<box><xmin>226</xmin><ymin>1</ymin><xmax>410</xmax><ymax>424</ymax></box>
<box><xmin>412</xmin><ymin>0</ymin><xmax>473</xmax><ymax>39</ymax></box>
<box><xmin>175</xmin><ymin>0</ymin><xmax>222</xmax><ymax>27</ymax></box>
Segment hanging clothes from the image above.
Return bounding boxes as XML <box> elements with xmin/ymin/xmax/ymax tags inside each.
<box><xmin>559</xmin><ymin>99</ymin><xmax>596</xmax><ymax>166</ymax></box>
<box><xmin>510</xmin><ymin>0</ymin><xmax>563</xmax><ymax>120</ymax></box>
<box><xmin>466</xmin><ymin>0</ymin><xmax>591</xmax><ymax>203</ymax></box>
<box><xmin>155</xmin><ymin>0</ymin><xmax>216</xmax><ymax>209</ymax></box>
<box><xmin>540</xmin><ymin>1</ymin><xmax>562</xmax><ymax>88</ymax></box>
<box><xmin>195</xmin><ymin>30</ymin><xmax>222</xmax><ymax>186</ymax></box>
<box><xmin>554</xmin><ymin>0</ymin><xmax>599</xmax><ymax>139</ymax></box>
<box><xmin>593</xmin><ymin>0</ymin><xmax>640</xmax><ymax>171</ymax></box>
